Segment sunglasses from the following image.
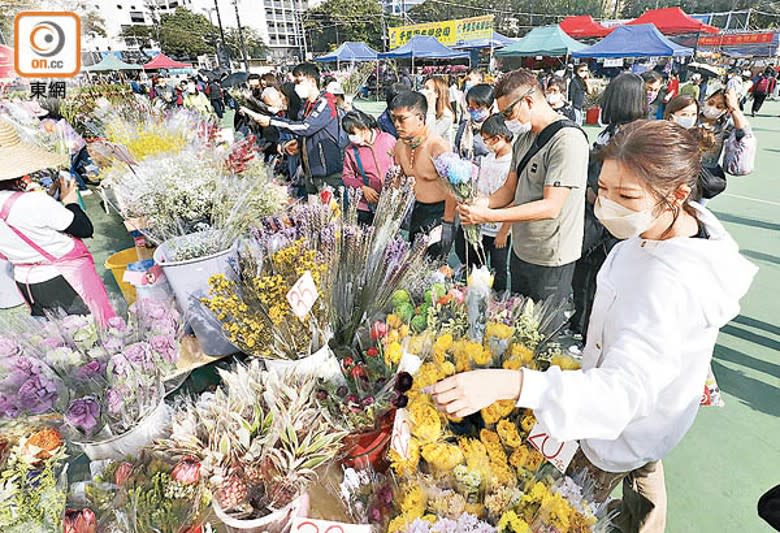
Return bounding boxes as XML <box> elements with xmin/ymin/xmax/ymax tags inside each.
<box><xmin>500</xmin><ymin>87</ymin><xmax>535</xmax><ymax>120</ymax></box>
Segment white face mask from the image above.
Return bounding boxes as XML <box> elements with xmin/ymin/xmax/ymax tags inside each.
<box><xmin>348</xmin><ymin>134</ymin><xmax>363</xmax><ymax>145</ymax></box>
<box><xmin>546</xmin><ymin>93</ymin><xmax>563</xmax><ymax>106</ymax></box>
<box><xmin>673</xmin><ymin>115</ymin><xmax>697</xmax><ymax>129</ymax></box>
<box><xmin>702</xmin><ymin>105</ymin><xmax>725</xmax><ymax>120</ymax></box>
<box><xmin>294</xmin><ymin>82</ymin><xmax>311</xmax><ymax>100</ymax></box>
<box><xmin>594</xmin><ymin>195</ymin><xmax>659</xmax><ymax>240</ymax></box>
<box><xmin>506</xmin><ymin>119</ymin><xmax>531</xmax><ymax>135</ymax></box>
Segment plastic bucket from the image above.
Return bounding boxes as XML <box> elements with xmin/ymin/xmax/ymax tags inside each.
<box><xmin>104</xmin><ymin>248</ymin><xmax>141</xmax><ymax>304</ymax></box>
<box><xmin>586</xmin><ymin>106</ymin><xmax>601</xmax><ymax>125</ymax></box>
<box><xmin>213</xmin><ymin>493</ymin><xmax>309</xmax><ymax>533</ymax></box>
<box><xmin>153</xmin><ymin>235</ymin><xmax>238</xmax><ymax>356</ymax></box>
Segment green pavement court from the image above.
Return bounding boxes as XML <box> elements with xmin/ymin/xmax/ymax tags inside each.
<box><xmin>81</xmin><ymin>100</ymin><xmax>780</xmax><ymax>531</ymax></box>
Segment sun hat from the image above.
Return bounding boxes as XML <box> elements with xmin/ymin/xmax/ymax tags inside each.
<box><xmin>0</xmin><ymin>118</ymin><xmax>68</xmax><ymax>181</ymax></box>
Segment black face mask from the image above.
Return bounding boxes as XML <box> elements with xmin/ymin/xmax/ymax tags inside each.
<box><xmin>252</xmin><ymin>88</ymin><xmax>263</xmax><ymax>99</ymax></box>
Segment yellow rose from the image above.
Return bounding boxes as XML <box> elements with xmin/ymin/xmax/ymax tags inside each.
<box><xmin>409</xmin><ymin>401</ymin><xmax>442</xmax><ymax>444</ymax></box>
<box><xmin>422</xmin><ymin>442</ymin><xmax>464</xmax><ymax>471</ymax></box>
<box><xmin>385</xmin><ymin>341</ymin><xmax>403</xmax><ymax>365</ymax></box>
<box><xmin>497</xmin><ymin>419</ymin><xmax>522</xmax><ymax>448</ymax></box>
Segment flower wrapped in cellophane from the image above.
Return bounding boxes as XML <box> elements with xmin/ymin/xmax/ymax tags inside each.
<box><xmin>73</xmin><ymin>452</ymin><xmax>210</xmax><ymax>533</ymax></box>
<box><xmin>0</xmin><ymin>300</ymin><xmax>182</xmax><ymax>444</ymax></box>
<box><xmin>0</xmin><ymin>425</ymin><xmax>69</xmax><ymax>532</ymax></box>
<box><xmin>156</xmin><ymin>360</ymin><xmax>346</xmax><ymax>522</ymax></box>
<box><xmin>432</xmin><ymin>152</ymin><xmax>484</xmax><ymax>263</ymax></box>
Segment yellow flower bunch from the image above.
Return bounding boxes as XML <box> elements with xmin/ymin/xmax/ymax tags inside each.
<box><xmin>497</xmin><ymin>510</ymin><xmax>531</xmax><ymax>533</ymax></box>
<box><xmin>538</xmin><ymin>491</ymin><xmax>574</xmax><ymax>531</ymax></box>
<box><xmin>408</xmin><ymin>395</ymin><xmax>442</xmax><ymax>444</ymax></box>
<box><xmin>550</xmin><ymin>352</ymin><xmax>582</xmax><ymax>370</ymax></box>
<box><xmin>496</xmin><ymin>419</ymin><xmax>522</xmax><ymax>449</ymax></box>
<box><xmin>508</xmin><ymin>445</ymin><xmax>544</xmax><ymax>473</ymax></box>
<box><xmin>481</xmin><ymin>400</ymin><xmax>516</xmax><ymax>426</ymax></box>
<box><xmin>480</xmin><ymin>429</ymin><xmax>508</xmax><ymax>465</ymax></box>
<box><xmin>385</xmin><ymin>341</ymin><xmax>403</xmax><ymax>366</ymax></box>
<box><xmin>459</xmin><ymin>438</ymin><xmax>491</xmax><ymax>480</ymax></box>
<box><xmin>400</xmin><ymin>483</ymin><xmax>427</xmax><ymax>519</ymax></box>
<box><xmin>433</xmin><ymin>333</ymin><xmax>454</xmax><ymax>355</ymax></box>
<box><xmin>421</xmin><ymin>442</ymin><xmax>464</xmax><ymax>471</ymax></box>
<box><xmin>428</xmin><ymin>490</ymin><xmax>467</xmax><ymax>519</ymax></box>
<box><xmin>489</xmin><ymin>459</ymin><xmax>517</xmax><ymax>487</ymax></box>
<box><xmin>503</xmin><ymin>344</ymin><xmax>536</xmax><ymax>370</ymax></box>
<box><xmin>486</xmin><ymin>322</ymin><xmax>513</xmax><ymax>340</ymax></box>
<box><xmin>202</xmin><ymin>274</ymin><xmax>272</xmax><ymax>354</ymax></box>
<box><xmin>519</xmin><ymin>481</ymin><xmax>550</xmax><ymax>522</ymax></box>
<box><xmin>389</xmin><ymin>437</ymin><xmax>420</xmax><ymax>477</ymax></box>
<box><xmin>485</xmin><ymin>486</ymin><xmax>523</xmax><ymax>521</ymax></box>
<box><xmin>520</xmin><ymin>412</ymin><xmax>537</xmax><ymax>434</ymax></box>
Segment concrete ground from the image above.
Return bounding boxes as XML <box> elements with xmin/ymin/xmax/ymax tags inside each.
<box><xmin>78</xmin><ymin>100</ymin><xmax>780</xmax><ymax>531</ymax></box>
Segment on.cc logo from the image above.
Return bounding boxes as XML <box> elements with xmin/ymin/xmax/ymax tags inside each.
<box><xmin>14</xmin><ymin>11</ymin><xmax>81</xmax><ymax>78</ymax></box>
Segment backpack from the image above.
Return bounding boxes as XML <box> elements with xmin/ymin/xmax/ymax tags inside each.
<box><xmin>754</xmin><ymin>76</ymin><xmax>771</xmax><ymax>95</ymax></box>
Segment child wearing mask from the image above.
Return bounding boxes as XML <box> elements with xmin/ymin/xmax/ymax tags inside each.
<box><xmin>432</xmin><ymin>120</ymin><xmax>757</xmax><ymax>533</ymax></box>
<box><xmin>454</xmin><ymin>84</ymin><xmax>495</xmax><ymax>162</ymax></box>
<box><xmin>454</xmin><ymin>114</ymin><xmax>513</xmax><ymax>292</ymax></box>
<box><xmin>545</xmin><ymin>75</ymin><xmax>577</xmax><ymax>122</ymax></box>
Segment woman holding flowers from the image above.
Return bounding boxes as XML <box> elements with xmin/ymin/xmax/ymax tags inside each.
<box><xmin>0</xmin><ymin>120</ymin><xmax>114</xmax><ymax>324</ymax></box>
<box><xmin>430</xmin><ymin>120</ymin><xmax>756</xmax><ymax>532</ymax></box>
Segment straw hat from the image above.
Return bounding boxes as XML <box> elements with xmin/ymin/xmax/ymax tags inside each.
<box><xmin>0</xmin><ymin>119</ymin><xmax>68</xmax><ymax>181</ymax></box>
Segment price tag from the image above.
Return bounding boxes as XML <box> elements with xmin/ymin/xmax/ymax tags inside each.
<box><xmin>527</xmin><ymin>421</ymin><xmax>579</xmax><ymax>474</ymax></box>
<box><xmin>428</xmin><ymin>225</ymin><xmax>443</xmax><ymax>246</ymax></box>
<box><xmin>291</xmin><ymin>517</ymin><xmax>371</xmax><ymax>533</ymax></box>
<box><xmin>286</xmin><ymin>271</ymin><xmax>319</xmax><ymax>319</ymax></box>
<box><xmin>390</xmin><ymin>407</ymin><xmax>412</xmax><ymax>459</ymax></box>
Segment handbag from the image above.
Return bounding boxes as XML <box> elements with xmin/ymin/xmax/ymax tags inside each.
<box><xmin>700</xmin><ymin>165</ymin><xmax>728</xmax><ymax>200</ymax></box>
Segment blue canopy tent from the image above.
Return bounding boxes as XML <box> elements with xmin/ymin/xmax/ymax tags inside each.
<box><xmin>379</xmin><ymin>36</ymin><xmax>468</xmax><ymax>72</ymax></box>
<box><xmin>315</xmin><ymin>42</ymin><xmax>379</xmax><ymax>69</ymax></box>
<box><xmin>573</xmin><ymin>24</ymin><xmax>694</xmax><ymax>58</ymax></box>
<box><xmin>497</xmin><ymin>25</ymin><xmax>586</xmax><ymax>57</ymax></box>
<box><xmin>452</xmin><ymin>32</ymin><xmax>517</xmax><ymax>50</ymax></box>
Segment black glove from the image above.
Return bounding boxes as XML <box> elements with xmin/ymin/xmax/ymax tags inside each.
<box><xmin>440</xmin><ymin>221</ymin><xmax>455</xmax><ymax>256</ymax></box>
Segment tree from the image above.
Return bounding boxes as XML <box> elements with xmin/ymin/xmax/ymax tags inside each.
<box><xmin>122</xmin><ymin>8</ymin><xmax>215</xmax><ymax>59</ymax></box>
<box><xmin>304</xmin><ymin>0</ymin><xmax>401</xmax><ymax>54</ymax></box>
<box><xmin>224</xmin><ymin>27</ymin><xmax>268</xmax><ymax>60</ymax></box>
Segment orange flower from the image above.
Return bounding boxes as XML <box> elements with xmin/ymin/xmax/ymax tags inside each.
<box><xmin>23</xmin><ymin>427</ymin><xmax>63</xmax><ymax>460</ymax></box>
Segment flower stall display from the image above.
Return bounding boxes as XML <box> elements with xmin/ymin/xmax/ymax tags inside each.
<box><xmin>157</xmin><ymin>360</ymin><xmax>346</xmax><ymax>528</ymax></box>
<box><xmin>0</xmin><ymin>426</ymin><xmax>69</xmax><ymax>532</ymax></box>
<box><xmin>71</xmin><ymin>453</ymin><xmax>210</xmax><ymax>532</ymax></box>
<box><xmin>0</xmin><ymin>301</ymin><xmax>182</xmax><ymax>460</ymax></box>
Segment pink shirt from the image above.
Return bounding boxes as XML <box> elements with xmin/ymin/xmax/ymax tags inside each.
<box><xmin>341</xmin><ymin>130</ymin><xmax>396</xmax><ymax>212</ymax></box>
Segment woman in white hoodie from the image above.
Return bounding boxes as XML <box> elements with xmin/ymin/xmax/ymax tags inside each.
<box><xmin>431</xmin><ymin>120</ymin><xmax>757</xmax><ymax>532</ymax></box>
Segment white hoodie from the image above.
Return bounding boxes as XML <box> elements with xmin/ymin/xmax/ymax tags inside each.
<box><xmin>517</xmin><ymin>204</ymin><xmax>757</xmax><ymax>473</ymax></box>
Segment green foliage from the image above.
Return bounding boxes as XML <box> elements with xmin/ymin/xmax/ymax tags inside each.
<box><xmin>224</xmin><ymin>27</ymin><xmax>269</xmax><ymax>60</ymax></box>
<box><xmin>122</xmin><ymin>7</ymin><xmax>216</xmax><ymax>58</ymax></box>
<box><xmin>304</xmin><ymin>0</ymin><xmax>401</xmax><ymax>53</ymax></box>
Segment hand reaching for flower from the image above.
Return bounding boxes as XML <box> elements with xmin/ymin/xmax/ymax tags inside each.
<box><xmin>428</xmin><ymin>369</ymin><xmax>522</xmax><ymax>418</ymax></box>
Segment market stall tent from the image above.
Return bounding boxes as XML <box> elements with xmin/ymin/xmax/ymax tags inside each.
<box><xmin>315</xmin><ymin>42</ymin><xmax>379</xmax><ymax>63</ymax></box>
<box><xmin>83</xmin><ymin>54</ymin><xmax>142</xmax><ymax>71</ymax></box>
<box><xmin>452</xmin><ymin>32</ymin><xmax>517</xmax><ymax>50</ymax></box>
<box><xmin>573</xmin><ymin>24</ymin><xmax>694</xmax><ymax>58</ymax></box>
<box><xmin>627</xmin><ymin>7</ymin><xmax>718</xmax><ymax>35</ymax></box>
<box><xmin>378</xmin><ymin>36</ymin><xmax>469</xmax><ymax>60</ymax></box>
<box><xmin>496</xmin><ymin>25</ymin><xmax>586</xmax><ymax>57</ymax></box>
<box><xmin>143</xmin><ymin>53</ymin><xmax>193</xmax><ymax>70</ymax></box>
<box><xmin>560</xmin><ymin>15</ymin><xmax>612</xmax><ymax>39</ymax></box>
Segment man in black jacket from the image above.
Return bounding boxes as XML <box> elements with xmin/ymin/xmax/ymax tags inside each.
<box><xmin>568</xmin><ymin>63</ymin><xmax>589</xmax><ymax>125</ymax></box>
<box><xmin>253</xmin><ymin>63</ymin><xmax>345</xmax><ymax>194</ymax></box>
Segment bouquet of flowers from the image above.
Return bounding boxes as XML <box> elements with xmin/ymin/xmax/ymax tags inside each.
<box><xmin>337</xmin><ymin>466</ymin><xmax>398</xmax><ymax>528</ymax></box>
<box><xmin>0</xmin><ymin>426</ymin><xmax>69</xmax><ymax>532</ymax></box>
<box><xmin>157</xmin><ymin>361</ymin><xmax>346</xmax><ymax>521</ymax></box>
<box><xmin>0</xmin><ymin>301</ymin><xmax>182</xmax><ymax>446</ymax></box>
<box><xmin>432</xmin><ymin>152</ymin><xmax>483</xmax><ymax>263</ymax></box>
<box><xmin>73</xmin><ymin>453</ymin><xmax>210</xmax><ymax>533</ymax></box>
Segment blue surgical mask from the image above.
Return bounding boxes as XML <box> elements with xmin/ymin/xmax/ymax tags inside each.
<box><xmin>468</xmin><ymin>108</ymin><xmax>489</xmax><ymax>123</ymax></box>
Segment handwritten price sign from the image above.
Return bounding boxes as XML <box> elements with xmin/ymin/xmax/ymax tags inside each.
<box><xmin>527</xmin><ymin>421</ymin><xmax>579</xmax><ymax>474</ymax></box>
<box><xmin>390</xmin><ymin>408</ymin><xmax>412</xmax><ymax>459</ymax></box>
<box><xmin>287</xmin><ymin>271</ymin><xmax>318</xmax><ymax>319</ymax></box>
<box><xmin>291</xmin><ymin>517</ymin><xmax>371</xmax><ymax>533</ymax></box>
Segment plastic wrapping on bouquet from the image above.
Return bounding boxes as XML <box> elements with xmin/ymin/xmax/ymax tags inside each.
<box><xmin>76</xmin><ymin>400</ymin><xmax>171</xmax><ymax>461</ymax></box>
<box><xmin>263</xmin><ymin>344</ymin><xmax>343</xmax><ymax>382</ymax></box>
<box><xmin>153</xmin><ymin>238</ymin><xmax>239</xmax><ymax>356</ymax></box>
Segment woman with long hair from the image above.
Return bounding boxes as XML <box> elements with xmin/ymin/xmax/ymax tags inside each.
<box><xmin>431</xmin><ymin>120</ymin><xmax>756</xmax><ymax>532</ymax></box>
<box><xmin>423</xmin><ymin>76</ymin><xmax>455</xmax><ymax>140</ymax></box>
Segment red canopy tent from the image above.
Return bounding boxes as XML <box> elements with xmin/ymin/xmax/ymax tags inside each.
<box><xmin>627</xmin><ymin>7</ymin><xmax>718</xmax><ymax>35</ymax></box>
<box><xmin>0</xmin><ymin>45</ymin><xmax>14</xmax><ymax>80</ymax></box>
<box><xmin>143</xmin><ymin>53</ymin><xmax>192</xmax><ymax>70</ymax></box>
<box><xmin>560</xmin><ymin>16</ymin><xmax>612</xmax><ymax>39</ymax></box>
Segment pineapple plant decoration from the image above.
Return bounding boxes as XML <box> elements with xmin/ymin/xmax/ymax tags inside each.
<box><xmin>157</xmin><ymin>360</ymin><xmax>347</xmax><ymax>520</ymax></box>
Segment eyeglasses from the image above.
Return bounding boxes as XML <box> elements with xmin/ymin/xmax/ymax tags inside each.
<box><xmin>500</xmin><ymin>88</ymin><xmax>534</xmax><ymax>120</ymax></box>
